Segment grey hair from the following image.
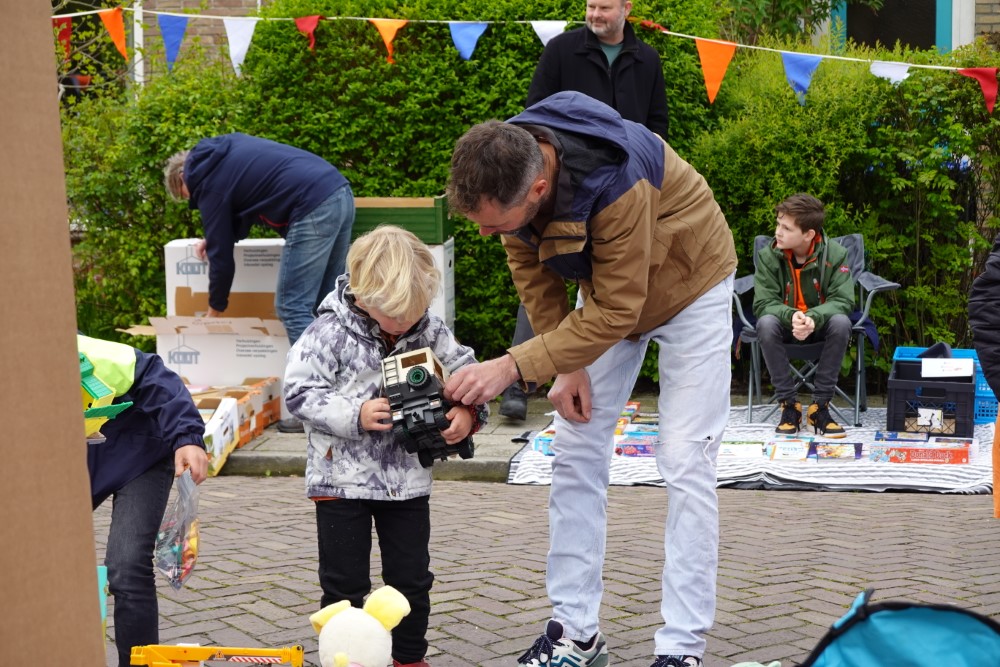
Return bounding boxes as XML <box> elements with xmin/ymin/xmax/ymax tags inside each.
<box><xmin>163</xmin><ymin>150</ymin><xmax>189</xmax><ymax>201</ymax></box>
<box><xmin>446</xmin><ymin>120</ymin><xmax>544</xmax><ymax>215</ymax></box>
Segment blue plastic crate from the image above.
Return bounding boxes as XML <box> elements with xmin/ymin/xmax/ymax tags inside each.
<box><xmin>893</xmin><ymin>347</ymin><xmax>998</xmax><ymax>424</ymax></box>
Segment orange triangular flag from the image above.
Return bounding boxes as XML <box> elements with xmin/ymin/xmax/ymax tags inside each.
<box><xmin>98</xmin><ymin>7</ymin><xmax>127</xmax><ymax>61</ymax></box>
<box><xmin>958</xmin><ymin>67</ymin><xmax>998</xmax><ymax>114</ymax></box>
<box><xmin>369</xmin><ymin>19</ymin><xmax>408</xmax><ymax>64</ymax></box>
<box><xmin>295</xmin><ymin>15</ymin><xmax>321</xmax><ymax>52</ymax></box>
<box><xmin>695</xmin><ymin>38</ymin><xmax>737</xmax><ymax>104</ymax></box>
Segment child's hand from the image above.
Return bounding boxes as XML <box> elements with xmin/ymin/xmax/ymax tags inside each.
<box><xmin>440</xmin><ymin>405</ymin><xmax>473</xmax><ymax>444</ymax></box>
<box><xmin>360</xmin><ymin>397</ymin><xmax>393</xmax><ymax>432</ymax></box>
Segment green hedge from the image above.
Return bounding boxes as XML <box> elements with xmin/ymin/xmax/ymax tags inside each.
<box><xmin>63</xmin><ymin>2</ymin><xmax>1000</xmax><ymax>391</ymax></box>
<box><xmin>64</xmin><ymin>0</ymin><xmax>726</xmax><ymax>367</ymax></box>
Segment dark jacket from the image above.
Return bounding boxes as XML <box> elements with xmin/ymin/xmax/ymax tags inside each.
<box><xmin>501</xmin><ymin>91</ymin><xmax>736</xmax><ymax>383</ymax></box>
<box><xmin>82</xmin><ymin>336</ymin><xmax>206</xmax><ymax>505</ymax></box>
<box><xmin>184</xmin><ymin>133</ymin><xmax>349</xmax><ymax>311</ymax></box>
<box><xmin>969</xmin><ymin>235</ymin><xmax>1000</xmax><ymax>395</ymax></box>
<box><xmin>525</xmin><ymin>23</ymin><xmax>669</xmax><ymax>139</ymax></box>
<box><xmin>753</xmin><ymin>235</ymin><xmax>855</xmax><ymax>330</ymax></box>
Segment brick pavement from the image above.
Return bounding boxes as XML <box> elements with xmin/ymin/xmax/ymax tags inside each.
<box><xmin>94</xmin><ymin>477</ymin><xmax>1000</xmax><ymax>667</ymax></box>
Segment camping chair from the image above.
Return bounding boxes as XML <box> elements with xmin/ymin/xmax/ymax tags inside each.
<box><xmin>732</xmin><ymin>233</ymin><xmax>900</xmax><ymax>426</ymax></box>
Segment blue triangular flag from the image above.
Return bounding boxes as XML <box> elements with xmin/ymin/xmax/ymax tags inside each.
<box><xmin>781</xmin><ymin>52</ymin><xmax>822</xmax><ymax>104</ymax></box>
<box><xmin>158</xmin><ymin>14</ymin><xmax>189</xmax><ymax>72</ymax></box>
<box><xmin>449</xmin><ymin>22</ymin><xmax>488</xmax><ymax>61</ymax></box>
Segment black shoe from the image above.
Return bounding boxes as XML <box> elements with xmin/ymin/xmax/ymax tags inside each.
<box><xmin>276</xmin><ymin>417</ymin><xmax>305</xmax><ymax>433</ymax></box>
<box><xmin>807</xmin><ymin>402</ymin><xmax>846</xmax><ymax>438</ymax></box>
<box><xmin>651</xmin><ymin>657</ymin><xmax>702</xmax><ymax>667</ymax></box>
<box><xmin>775</xmin><ymin>399</ymin><xmax>802</xmax><ymax>435</ymax></box>
<box><xmin>499</xmin><ymin>385</ymin><xmax>528</xmax><ymax>421</ymax></box>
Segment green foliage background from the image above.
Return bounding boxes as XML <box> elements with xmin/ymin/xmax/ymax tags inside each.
<box><xmin>62</xmin><ymin>1</ymin><xmax>1000</xmax><ymax>391</ymax></box>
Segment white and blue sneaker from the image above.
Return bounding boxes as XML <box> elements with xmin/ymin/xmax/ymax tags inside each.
<box><xmin>517</xmin><ymin>620</ymin><xmax>609</xmax><ymax>666</ymax></box>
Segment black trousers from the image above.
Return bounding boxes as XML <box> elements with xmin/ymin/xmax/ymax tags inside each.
<box><xmin>315</xmin><ymin>495</ymin><xmax>433</xmax><ymax>663</ymax></box>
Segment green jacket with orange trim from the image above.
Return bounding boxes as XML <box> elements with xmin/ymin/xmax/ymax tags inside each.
<box><xmin>752</xmin><ymin>235</ymin><xmax>855</xmax><ymax>331</ymax></box>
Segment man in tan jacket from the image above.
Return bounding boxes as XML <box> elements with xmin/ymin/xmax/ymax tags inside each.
<box><xmin>445</xmin><ymin>92</ymin><xmax>736</xmax><ymax>667</ymax></box>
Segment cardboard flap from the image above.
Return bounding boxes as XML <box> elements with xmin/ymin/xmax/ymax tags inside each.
<box><xmin>127</xmin><ymin>316</ymin><xmax>288</xmax><ymax>337</ymax></box>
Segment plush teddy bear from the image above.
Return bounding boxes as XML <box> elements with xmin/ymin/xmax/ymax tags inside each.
<box><xmin>310</xmin><ymin>585</ymin><xmax>411</xmax><ymax>667</ymax></box>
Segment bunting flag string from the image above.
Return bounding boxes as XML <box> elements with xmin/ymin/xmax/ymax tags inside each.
<box><xmin>695</xmin><ymin>38</ymin><xmax>736</xmax><ymax>104</ymax></box>
<box><xmin>53</xmin><ymin>16</ymin><xmax>72</xmax><ymax>61</ymax></box>
<box><xmin>52</xmin><ymin>6</ymin><xmax>997</xmax><ymax>113</ymax></box>
<box><xmin>157</xmin><ymin>14</ymin><xmax>188</xmax><ymax>72</ymax></box>
<box><xmin>370</xmin><ymin>18</ymin><xmax>408</xmax><ymax>64</ymax></box>
<box><xmin>97</xmin><ymin>7</ymin><xmax>127</xmax><ymax>61</ymax></box>
<box><xmin>295</xmin><ymin>15</ymin><xmax>321</xmax><ymax>52</ymax></box>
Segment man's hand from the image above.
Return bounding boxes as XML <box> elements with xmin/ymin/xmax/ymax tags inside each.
<box><xmin>205</xmin><ymin>306</ymin><xmax>224</xmax><ymax>318</ymax></box>
<box><xmin>194</xmin><ymin>238</ymin><xmax>208</xmax><ymax>261</ymax></box>
<box><xmin>444</xmin><ymin>355</ymin><xmax>520</xmax><ymax>406</ymax></box>
<box><xmin>175</xmin><ymin>444</ymin><xmax>209</xmax><ymax>484</ymax></box>
<box><xmin>548</xmin><ymin>368</ymin><xmax>592</xmax><ymax>423</ymax></box>
<box><xmin>360</xmin><ymin>397</ymin><xmax>393</xmax><ymax>432</ymax></box>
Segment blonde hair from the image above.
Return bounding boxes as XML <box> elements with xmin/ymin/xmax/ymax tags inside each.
<box><xmin>163</xmin><ymin>150</ymin><xmax>190</xmax><ymax>201</ymax></box>
<box><xmin>348</xmin><ymin>225</ymin><xmax>441</xmax><ymax>322</ymax></box>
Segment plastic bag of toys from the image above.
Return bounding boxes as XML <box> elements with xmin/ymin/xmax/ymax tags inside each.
<box><xmin>154</xmin><ymin>470</ymin><xmax>200</xmax><ymax>589</ymax></box>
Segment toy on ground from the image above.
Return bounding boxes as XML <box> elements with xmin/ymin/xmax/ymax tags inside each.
<box><xmin>130</xmin><ymin>643</ymin><xmax>303</xmax><ymax>666</ymax></box>
<box><xmin>310</xmin><ymin>585</ymin><xmax>411</xmax><ymax>667</ymax></box>
<box><xmin>382</xmin><ymin>347</ymin><xmax>474</xmax><ymax>468</ymax></box>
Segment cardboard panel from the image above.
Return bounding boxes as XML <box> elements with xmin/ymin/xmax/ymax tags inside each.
<box><xmin>1</xmin><ymin>5</ymin><xmax>105</xmax><ymax>664</ymax></box>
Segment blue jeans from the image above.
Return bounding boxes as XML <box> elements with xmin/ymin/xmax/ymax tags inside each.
<box><xmin>94</xmin><ymin>457</ymin><xmax>174</xmax><ymax>667</ymax></box>
<box><xmin>276</xmin><ymin>185</ymin><xmax>355</xmax><ymax>345</ymax></box>
<box><xmin>546</xmin><ymin>273</ymin><xmax>733</xmax><ymax>658</ymax></box>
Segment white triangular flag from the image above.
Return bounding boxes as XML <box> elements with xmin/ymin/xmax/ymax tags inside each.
<box><xmin>223</xmin><ymin>17</ymin><xmax>259</xmax><ymax>76</ymax></box>
<box><xmin>530</xmin><ymin>21</ymin><xmax>567</xmax><ymax>47</ymax></box>
<box><xmin>870</xmin><ymin>60</ymin><xmax>911</xmax><ymax>84</ymax></box>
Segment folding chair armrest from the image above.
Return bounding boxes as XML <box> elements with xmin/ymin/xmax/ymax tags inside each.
<box><xmin>857</xmin><ymin>271</ymin><xmax>901</xmax><ymax>321</ymax></box>
<box><xmin>734</xmin><ymin>273</ymin><xmax>755</xmax><ymax>296</ymax></box>
<box><xmin>857</xmin><ymin>271</ymin><xmax>900</xmax><ymax>295</ymax></box>
<box><xmin>731</xmin><ymin>288</ymin><xmax>755</xmax><ymax>330</ymax></box>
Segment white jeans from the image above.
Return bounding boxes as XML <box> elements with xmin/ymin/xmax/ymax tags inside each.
<box><xmin>547</xmin><ymin>273</ymin><xmax>733</xmax><ymax>657</ymax></box>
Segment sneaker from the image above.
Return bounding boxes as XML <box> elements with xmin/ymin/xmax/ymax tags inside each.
<box><xmin>517</xmin><ymin>620</ymin><xmax>609</xmax><ymax>666</ymax></box>
<box><xmin>499</xmin><ymin>384</ymin><xmax>529</xmax><ymax>421</ymax></box>
<box><xmin>807</xmin><ymin>402</ymin><xmax>846</xmax><ymax>438</ymax></box>
<box><xmin>775</xmin><ymin>399</ymin><xmax>801</xmax><ymax>435</ymax></box>
<box><xmin>393</xmin><ymin>661</ymin><xmax>430</xmax><ymax>667</ymax></box>
<box><xmin>650</xmin><ymin>657</ymin><xmax>703</xmax><ymax>667</ymax></box>
<box><xmin>276</xmin><ymin>417</ymin><xmax>305</xmax><ymax>433</ymax></box>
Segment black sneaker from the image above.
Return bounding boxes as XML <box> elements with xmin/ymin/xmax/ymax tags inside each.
<box><xmin>807</xmin><ymin>402</ymin><xmax>846</xmax><ymax>438</ymax></box>
<box><xmin>775</xmin><ymin>399</ymin><xmax>801</xmax><ymax>435</ymax></box>
<box><xmin>276</xmin><ymin>417</ymin><xmax>305</xmax><ymax>433</ymax></box>
<box><xmin>651</xmin><ymin>657</ymin><xmax>703</xmax><ymax>667</ymax></box>
<box><xmin>517</xmin><ymin>620</ymin><xmax>608</xmax><ymax>666</ymax></box>
<box><xmin>499</xmin><ymin>384</ymin><xmax>528</xmax><ymax>421</ymax></box>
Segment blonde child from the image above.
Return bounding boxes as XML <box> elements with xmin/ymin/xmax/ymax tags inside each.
<box><xmin>284</xmin><ymin>225</ymin><xmax>488</xmax><ymax>667</ymax></box>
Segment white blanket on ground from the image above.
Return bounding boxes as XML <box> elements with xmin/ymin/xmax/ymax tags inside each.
<box><xmin>507</xmin><ymin>406</ymin><xmax>995</xmax><ymax>493</ymax></box>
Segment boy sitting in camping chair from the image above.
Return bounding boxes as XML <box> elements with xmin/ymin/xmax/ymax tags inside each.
<box><xmin>753</xmin><ymin>194</ymin><xmax>854</xmax><ymax>437</ymax></box>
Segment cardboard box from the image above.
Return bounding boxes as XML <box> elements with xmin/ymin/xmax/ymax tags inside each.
<box><xmin>122</xmin><ymin>317</ymin><xmax>291</xmax><ymax>419</ymax></box>
<box><xmin>196</xmin><ymin>395</ymin><xmax>240</xmax><ymax>475</ymax></box>
<box><xmin>165</xmin><ymin>238</ymin><xmax>283</xmax><ymax>319</ymax></box>
<box><xmin>191</xmin><ymin>376</ymin><xmax>282</xmax><ymax>441</ymax></box>
<box><xmin>192</xmin><ymin>387</ymin><xmax>258</xmax><ymax>447</ymax></box>
<box><xmin>3</xmin><ymin>8</ymin><xmax>107</xmax><ymax>662</ymax></box>
<box><xmin>244</xmin><ymin>376</ymin><xmax>282</xmax><ymax>430</ymax></box>
<box><xmin>166</xmin><ymin>236</ymin><xmax>455</xmax><ymax>328</ymax></box>
<box><xmin>429</xmin><ymin>239</ymin><xmax>456</xmax><ymax>329</ymax></box>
